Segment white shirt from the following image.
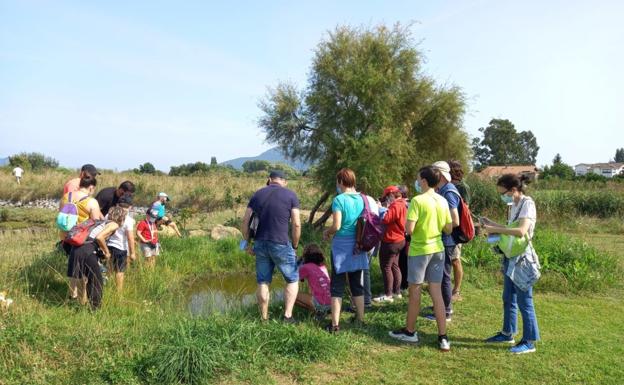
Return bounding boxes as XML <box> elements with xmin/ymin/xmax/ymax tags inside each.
<box><xmin>12</xmin><ymin>167</ymin><xmax>23</xmax><ymax>177</ymax></box>
<box><xmin>107</xmin><ymin>214</ymin><xmax>135</xmax><ymax>251</ymax></box>
<box><xmin>509</xmin><ymin>196</ymin><xmax>536</xmax><ymax>239</ymax></box>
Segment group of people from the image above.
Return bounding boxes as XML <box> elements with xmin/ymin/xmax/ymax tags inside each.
<box><xmin>57</xmin><ymin>164</ymin><xmax>180</xmax><ymax>309</ymax></box>
<box><xmin>241</xmin><ymin>164</ymin><xmax>540</xmax><ymax>354</ymax></box>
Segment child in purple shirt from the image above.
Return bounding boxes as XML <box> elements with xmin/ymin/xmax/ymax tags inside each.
<box><xmin>296</xmin><ymin>244</ymin><xmax>331</xmax><ymax>315</ymax></box>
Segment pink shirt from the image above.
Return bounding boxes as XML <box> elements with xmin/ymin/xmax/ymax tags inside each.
<box><xmin>299</xmin><ymin>263</ymin><xmax>331</xmax><ymax>306</ymax></box>
<box><xmin>63</xmin><ymin>178</ymin><xmax>80</xmax><ymax>194</ymax></box>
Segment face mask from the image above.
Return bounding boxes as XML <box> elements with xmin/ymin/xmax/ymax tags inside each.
<box><xmin>148</xmin><ymin>217</ymin><xmax>156</xmax><ymax>223</ymax></box>
<box><xmin>501</xmin><ymin>194</ymin><xmax>513</xmax><ymax>204</ymax></box>
<box><xmin>414</xmin><ymin>180</ymin><xmax>422</xmax><ymax>194</ymax></box>
<box><xmin>336</xmin><ymin>185</ymin><xmax>342</xmax><ymax>194</ymax></box>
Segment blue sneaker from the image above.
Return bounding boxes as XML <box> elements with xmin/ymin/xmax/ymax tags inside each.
<box><xmin>485</xmin><ymin>332</ymin><xmax>515</xmax><ymax>344</ymax></box>
<box><xmin>510</xmin><ymin>340</ymin><xmax>536</xmax><ymax>354</ymax></box>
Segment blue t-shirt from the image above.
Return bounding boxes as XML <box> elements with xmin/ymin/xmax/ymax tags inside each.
<box><xmin>151</xmin><ymin>201</ymin><xmax>166</xmax><ymax>218</ymax></box>
<box><xmin>331</xmin><ymin>193</ymin><xmax>364</xmax><ymax>237</ymax></box>
<box><xmin>248</xmin><ymin>184</ymin><xmax>300</xmax><ymax>245</ymax></box>
<box><xmin>438</xmin><ymin>182</ymin><xmax>460</xmax><ymax>247</ymax></box>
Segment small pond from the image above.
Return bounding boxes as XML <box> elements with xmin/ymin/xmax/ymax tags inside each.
<box><xmin>186</xmin><ymin>272</ymin><xmax>286</xmax><ymax>316</ymax></box>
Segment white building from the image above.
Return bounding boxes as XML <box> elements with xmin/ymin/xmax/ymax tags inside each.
<box><xmin>574</xmin><ymin>162</ymin><xmax>624</xmax><ymax>178</ymax></box>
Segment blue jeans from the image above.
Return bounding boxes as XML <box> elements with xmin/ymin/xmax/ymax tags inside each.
<box><xmin>502</xmin><ymin>258</ymin><xmax>540</xmax><ymax>341</ymax></box>
<box><xmin>254</xmin><ymin>240</ymin><xmax>299</xmax><ymax>284</ymax></box>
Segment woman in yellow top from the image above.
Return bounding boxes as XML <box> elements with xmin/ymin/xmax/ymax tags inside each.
<box><xmin>389</xmin><ymin>166</ymin><xmax>453</xmax><ymax>352</ymax></box>
<box><xmin>60</xmin><ymin>176</ymin><xmax>103</xmax><ymax>302</ymax></box>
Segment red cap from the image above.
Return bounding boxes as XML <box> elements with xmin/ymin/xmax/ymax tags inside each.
<box><xmin>383</xmin><ymin>185</ymin><xmax>400</xmax><ymax>198</ymax></box>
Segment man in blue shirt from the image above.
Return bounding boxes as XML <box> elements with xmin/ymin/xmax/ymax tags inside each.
<box><xmin>242</xmin><ymin>170</ymin><xmax>302</xmax><ymax>323</ymax></box>
<box><xmin>429</xmin><ymin>161</ymin><xmax>460</xmax><ymax>321</ymax></box>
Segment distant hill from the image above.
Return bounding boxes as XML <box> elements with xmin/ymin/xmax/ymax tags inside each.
<box><xmin>0</xmin><ymin>157</ymin><xmax>8</xmax><ymax>166</ymax></box>
<box><xmin>221</xmin><ymin>148</ymin><xmax>311</xmax><ymax>171</ymax></box>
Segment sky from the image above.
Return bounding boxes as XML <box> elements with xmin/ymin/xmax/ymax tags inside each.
<box><xmin>1</xmin><ymin>0</ymin><xmax>622</xmax><ymax>171</ymax></box>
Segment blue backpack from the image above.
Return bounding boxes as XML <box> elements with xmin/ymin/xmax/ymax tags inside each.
<box><xmin>56</xmin><ymin>192</ymin><xmax>89</xmax><ymax>231</ymax></box>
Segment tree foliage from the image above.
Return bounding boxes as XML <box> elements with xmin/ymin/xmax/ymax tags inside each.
<box><xmin>169</xmin><ymin>162</ymin><xmax>235</xmax><ymax>176</ymax></box>
<box><xmin>259</xmin><ymin>24</ymin><xmax>470</xmax><ymax>195</ymax></box>
<box><xmin>471</xmin><ymin>119</ymin><xmax>539</xmax><ymax>170</ymax></box>
<box><xmin>541</xmin><ymin>153</ymin><xmax>575</xmax><ymax>180</ymax></box>
<box><xmin>9</xmin><ymin>152</ymin><xmax>59</xmax><ymax>171</ymax></box>
<box><xmin>210</xmin><ymin>157</ymin><xmax>218</xmax><ymax>166</ymax></box>
<box><xmin>134</xmin><ymin>162</ymin><xmax>156</xmax><ymax>174</ymax></box>
<box><xmin>615</xmin><ymin>148</ymin><xmax>624</xmax><ymax>163</ymax></box>
<box><xmin>242</xmin><ymin>160</ymin><xmax>299</xmax><ymax>178</ymax></box>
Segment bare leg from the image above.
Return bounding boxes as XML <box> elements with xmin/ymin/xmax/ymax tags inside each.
<box><xmin>406</xmin><ymin>284</ymin><xmax>422</xmax><ymax>332</ymax></box>
<box><xmin>429</xmin><ymin>282</ymin><xmax>447</xmax><ymax>335</ymax></box>
<box><xmin>452</xmin><ymin>258</ymin><xmax>463</xmax><ymax>299</ymax></box>
<box><xmin>352</xmin><ymin>295</ymin><xmax>365</xmax><ymax>322</ymax></box>
<box><xmin>78</xmin><ymin>278</ymin><xmax>88</xmax><ymax>305</ymax></box>
<box><xmin>168</xmin><ymin>222</ymin><xmax>182</xmax><ymax>237</ymax></box>
<box><xmin>283</xmin><ymin>282</ymin><xmax>298</xmax><ymax>318</ymax></box>
<box><xmin>115</xmin><ymin>272</ymin><xmax>124</xmax><ymax>292</ymax></box>
<box><xmin>296</xmin><ymin>292</ymin><xmax>316</xmax><ymax>312</ymax></box>
<box><xmin>69</xmin><ymin>278</ymin><xmax>79</xmax><ymax>298</ymax></box>
<box><xmin>257</xmin><ymin>283</ymin><xmax>270</xmax><ymax>320</ymax></box>
<box><xmin>331</xmin><ymin>297</ymin><xmax>342</xmax><ymax>327</ymax></box>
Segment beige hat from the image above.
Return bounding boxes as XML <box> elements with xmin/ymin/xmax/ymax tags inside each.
<box><xmin>432</xmin><ymin>161</ymin><xmax>451</xmax><ymax>182</ymax></box>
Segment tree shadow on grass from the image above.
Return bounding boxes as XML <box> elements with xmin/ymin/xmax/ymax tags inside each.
<box><xmin>19</xmin><ymin>246</ymin><xmax>73</xmax><ymax>307</ymax></box>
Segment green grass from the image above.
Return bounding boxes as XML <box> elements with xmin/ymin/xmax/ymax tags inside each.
<box><xmin>1</xmin><ymin>218</ymin><xmax>623</xmax><ymax>384</ymax></box>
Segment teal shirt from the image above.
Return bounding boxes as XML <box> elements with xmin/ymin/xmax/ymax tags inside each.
<box><xmin>332</xmin><ymin>193</ymin><xmax>364</xmax><ymax>237</ymax></box>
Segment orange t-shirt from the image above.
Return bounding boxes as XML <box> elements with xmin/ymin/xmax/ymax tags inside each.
<box><xmin>63</xmin><ymin>178</ymin><xmax>81</xmax><ymax>195</ymax></box>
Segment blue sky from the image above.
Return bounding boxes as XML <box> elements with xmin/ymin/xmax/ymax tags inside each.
<box><xmin>1</xmin><ymin>0</ymin><xmax>622</xmax><ymax>171</ymax></box>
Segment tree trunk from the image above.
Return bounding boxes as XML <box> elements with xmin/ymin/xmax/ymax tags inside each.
<box><xmin>313</xmin><ymin>206</ymin><xmax>333</xmax><ymax>229</ymax></box>
<box><xmin>308</xmin><ymin>191</ymin><xmax>330</xmax><ymax>225</ymax></box>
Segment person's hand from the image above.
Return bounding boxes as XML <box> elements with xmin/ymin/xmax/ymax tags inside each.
<box><xmin>103</xmin><ymin>250</ymin><xmax>111</xmax><ymax>260</ymax></box>
<box><xmin>129</xmin><ymin>253</ymin><xmax>136</xmax><ymax>262</ymax></box>
<box><xmin>245</xmin><ymin>244</ymin><xmax>255</xmax><ymax>256</ymax></box>
<box><xmin>482</xmin><ymin>224</ymin><xmax>498</xmax><ymax>235</ymax></box>
<box><xmin>323</xmin><ymin>229</ymin><xmax>332</xmax><ymax>241</ymax></box>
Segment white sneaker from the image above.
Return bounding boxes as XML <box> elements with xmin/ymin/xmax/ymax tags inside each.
<box><xmin>373</xmin><ymin>295</ymin><xmax>394</xmax><ymax>303</ymax></box>
<box><xmin>389</xmin><ymin>328</ymin><xmax>419</xmax><ymax>343</ymax></box>
<box><xmin>393</xmin><ymin>293</ymin><xmax>403</xmax><ymax>299</ymax></box>
<box><xmin>439</xmin><ymin>336</ymin><xmax>451</xmax><ymax>352</ymax></box>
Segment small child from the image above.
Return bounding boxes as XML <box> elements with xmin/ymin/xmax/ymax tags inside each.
<box><xmin>136</xmin><ymin>209</ymin><xmax>159</xmax><ymax>268</ymax></box>
<box><xmin>296</xmin><ymin>244</ymin><xmax>331</xmax><ymax>317</ymax></box>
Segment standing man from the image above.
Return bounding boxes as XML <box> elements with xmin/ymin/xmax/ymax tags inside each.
<box><xmin>96</xmin><ymin>181</ymin><xmax>136</xmax><ymax>216</ymax></box>
<box><xmin>64</xmin><ymin>164</ymin><xmax>100</xmax><ymax>194</ymax></box>
<box><xmin>241</xmin><ymin>170</ymin><xmax>301</xmax><ymax>323</ymax></box>
<box><xmin>389</xmin><ymin>166</ymin><xmax>453</xmax><ymax>351</ymax></box>
<box><xmin>12</xmin><ymin>165</ymin><xmax>24</xmax><ymax>185</ymax></box>
<box><xmin>426</xmin><ymin>161</ymin><xmax>461</xmax><ymax>322</ymax></box>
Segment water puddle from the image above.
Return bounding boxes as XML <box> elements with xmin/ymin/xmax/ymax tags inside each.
<box><xmin>186</xmin><ymin>272</ymin><xmax>286</xmax><ymax>316</ymax></box>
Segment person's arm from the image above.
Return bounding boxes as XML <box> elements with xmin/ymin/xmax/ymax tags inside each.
<box><xmin>449</xmin><ymin>208</ymin><xmax>459</xmax><ymax>228</ymax></box>
<box><xmin>291</xmin><ymin>208</ymin><xmax>301</xmax><ymax>249</ymax></box>
<box><xmin>88</xmin><ymin>199</ymin><xmax>104</xmax><ymax>220</ymax></box>
<box><xmin>484</xmin><ymin>218</ymin><xmax>531</xmax><ymax>238</ymax></box>
<box><xmin>406</xmin><ymin>220</ymin><xmax>416</xmax><ymax>234</ymax></box>
<box><xmin>96</xmin><ymin>222</ymin><xmax>119</xmax><ymax>260</ymax></box>
<box><xmin>136</xmin><ymin>223</ymin><xmax>148</xmax><ymax>243</ymax></box>
<box><xmin>126</xmin><ymin>227</ymin><xmax>136</xmax><ymax>261</ymax></box>
<box><xmin>382</xmin><ymin>204</ymin><xmax>396</xmax><ymax>225</ymax></box>
<box><xmin>241</xmin><ymin>207</ymin><xmax>253</xmax><ymax>241</ymax></box>
<box><xmin>323</xmin><ymin>211</ymin><xmax>342</xmax><ymax>240</ymax></box>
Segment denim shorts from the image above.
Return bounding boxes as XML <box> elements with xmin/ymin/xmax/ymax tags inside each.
<box><xmin>253</xmin><ymin>239</ymin><xmax>299</xmax><ymax>284</ymax></box>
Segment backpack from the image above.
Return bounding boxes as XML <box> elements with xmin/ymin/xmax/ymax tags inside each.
<box><xmin>56</xmin><ymin>192</ymin><xmax>90</xmax><ymax>231</ymax></box>
<box><xmin>449</xmin><ymin>190</ymin><xmax>475</xmax><ymax>244</ymax></box>
<box><xmin>65</xmin><ymin>219</ymin><xmax>105</xmax><ymax>247</ymax></box>
<box><xmin>355</xmin><ymin>194</ymin><xmax>383</xmax><ymax>252</ymax></box>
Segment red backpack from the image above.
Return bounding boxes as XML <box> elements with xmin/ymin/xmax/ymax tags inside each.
<box><xmin>65</xmin><ymin>219</ymin><xmax>104</xmax><ymax>247</ymax></box>
<box><xmin>450</xmin><ymin>191</ymin><xmax>475</xmax><ymax>244</ymax></box>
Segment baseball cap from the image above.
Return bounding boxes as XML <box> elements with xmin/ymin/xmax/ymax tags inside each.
<box><xmin>269</xmin><ymin>170</ymin><xmax>287</xmax><ymax>180</ymax></box>
<box><xmin>382</xmin><ymin>185</ymin><xmax>400</xmax><ymax>198</ymax></box>
<box><xmin>158</xmin><ymin>192</ymin><xmax>170</xmax><ymax>201</ymax></box>
<box><xmin>81</xmin><ymin>164</ymin><xmax>100</xmax><ymax>176</ymax></box>
<box><xmin>432</xmin><ymin>161</ymin><xmax>451</xmax><ymax>182</ymax></box>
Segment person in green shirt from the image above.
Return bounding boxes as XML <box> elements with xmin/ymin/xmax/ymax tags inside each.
<box><xmin>389</xmin><ymin>166</ymin><xmax>453</xmax><ymax>351</ymax></box>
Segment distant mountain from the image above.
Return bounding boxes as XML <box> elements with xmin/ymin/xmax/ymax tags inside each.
<box><xmin>0</xmin><ymin>157</ymin><xmax>8</xmax><ymax>166</ymax></box>
<box><xmin>221</xmin><ymin>148</ymin><xmax>311</xmax><ymax>171</ymax></box>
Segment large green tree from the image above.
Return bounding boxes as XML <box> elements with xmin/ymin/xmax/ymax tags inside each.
<box><xmin>9</xmin><ymin>152</ymin><xmax>58</xmax><ymax>171</ymax></box>
<box><xmin>541</xmin><ymin>153</ymin><xmax>575</xmax><ymax>180</ymax></box>
<box><xmin>259</xmin><ymin>24</ymin><xmax>470</xmax><ymax>223</ymax></box>
<box><xmin>471</xmin><ymin>119</ymin><xmax>539</xmax><ymax>170</ymax></box>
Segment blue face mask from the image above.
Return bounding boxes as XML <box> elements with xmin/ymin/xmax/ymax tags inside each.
<box><xmin>414</xmin><ymin>180</ymin><xmax>422</xmax><ymax>194</ymax></box>
<box><xmin>501</xmin><ymin>194</ymin><xmax>513</xmax><ymax>204</ymax></box>
<box><xmin>336</xmin><ymin>185</ymin><xmax>342</xmax><ymax>194</ymax></box>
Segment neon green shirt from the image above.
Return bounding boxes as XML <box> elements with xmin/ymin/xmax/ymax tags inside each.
<box><xmin>406</xmin><ymin>191</ymin><xmax>452</xmax><ymax>256</ymax></box>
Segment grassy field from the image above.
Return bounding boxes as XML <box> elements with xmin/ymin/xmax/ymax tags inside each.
<box><xmin>1</xmin><ymin>173</ymin><xmax>624</xmax><ymax>384</ymax></box>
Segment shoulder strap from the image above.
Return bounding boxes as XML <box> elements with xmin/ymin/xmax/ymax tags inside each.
<box><xmin>67</xmin><ymin>191</ymin><xmax>73</xmax><ymax>203</ymax></box>
<box><xmin>511</xmin><ymin>197</ymin><xmax>528</xmax><ymax>223</ymax></box>
<box><xmin>360</xmin><ymin>193</ymin><xmax>370</xmax><ymax>214</ymax></box>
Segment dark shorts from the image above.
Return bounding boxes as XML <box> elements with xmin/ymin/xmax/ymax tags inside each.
<box><xmin>109</xmin><ymin>246</ymin><xmax>128</xmax><ymax>273</ymax></box>
<box><xmin>158</xmin><ymin>216</ymin><xmax>172</xmax><ymax>226</ymax></box>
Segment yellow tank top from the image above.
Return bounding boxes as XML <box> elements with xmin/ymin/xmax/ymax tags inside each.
<box><xmin>60</xmin><ymin>191</ymin><xmax>93</xmax><ymax>224</ymax></box>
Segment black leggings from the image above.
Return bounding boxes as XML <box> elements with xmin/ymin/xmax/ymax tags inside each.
<box><xmin>330</xmin><ymin>269</ymin><xmax>365</xmax><ymax>298</ymax></box>
<box><xmin>72</xmin><ymin>243</ymin><xmax>104</xmax><ymax>309</ymax></box>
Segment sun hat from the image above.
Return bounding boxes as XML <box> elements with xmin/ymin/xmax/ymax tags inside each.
<box><xmin>432</xmin><ymin>161</ymin><xmax>452</xmax><ymax>182</ymax></box>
